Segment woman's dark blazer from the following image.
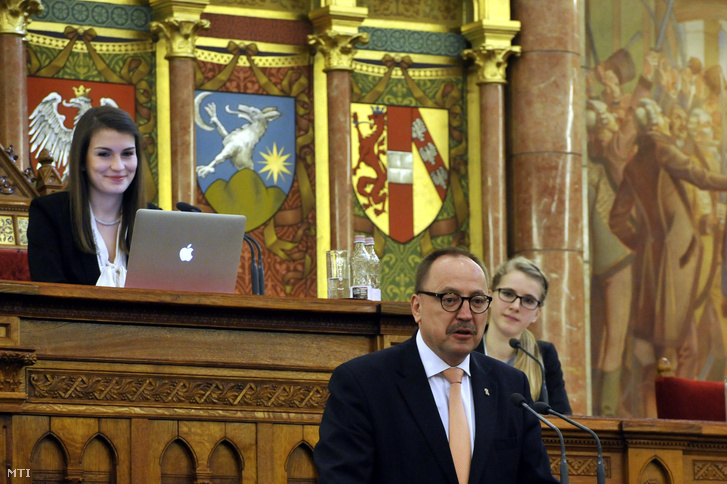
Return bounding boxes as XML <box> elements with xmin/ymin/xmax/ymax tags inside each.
<box><xmin>476</xmin><ymin>336</ymin><xmax>572</xmax><ymax>414</ymax></box>
<box><xmin>28</xmin><ymin>191</ymin><xmax>100</xmax><ymax>285</ymax></box>
<box><xmin>539</xmin><ymin>340</ymin><xmax>572</xmax><ymax>414</ymax></box>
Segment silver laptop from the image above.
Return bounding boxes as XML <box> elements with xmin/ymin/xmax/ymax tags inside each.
<box><xmin>125</xmin><ymin>209</ymin><xmax>247</xmax><ymax>293</ymax></box>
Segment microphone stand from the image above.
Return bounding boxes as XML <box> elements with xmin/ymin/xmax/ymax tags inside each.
<box><xmin>245</xmin><ymin>235</ymin><xmax>265</xmax><ymax>295</ymax></box>
<box><xmin>511</xmin><ymin>393</ymin><xmax>568</xmax><ymax>484</ymax></box>
<box><xmin>244</xmin><ymin>236</ymin><xmax>260</xmax><ymax>295</ymax></box>
<box><xmin>509</xmin><ymin>338</ymin><xmax>549</xmax><ymax>405</ymax></box>
<box><xmin>533</xmin><ymin>402</ymin><xmax>605</xmax><ymax>484</ymax></box>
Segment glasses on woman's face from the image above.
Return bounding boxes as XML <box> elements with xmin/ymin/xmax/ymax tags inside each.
<box><xmin>496</xmin><ymin>288</ymin><xmax>541</xmax><ymax>310</ymax></box>
<box><xmin>417</xmin><ymin>291</ymin><xmax>493</xmax><ymax>314</ymax></box>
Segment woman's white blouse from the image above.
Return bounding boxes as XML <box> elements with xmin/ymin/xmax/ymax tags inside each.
<box><xmin>90</xmin><ymin>208</ymin><xmax>127</xmax><ymax>288</ymax></box>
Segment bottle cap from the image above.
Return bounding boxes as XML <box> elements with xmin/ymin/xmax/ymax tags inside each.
<box><xmin>354</xmin><ymin>235</ymin><xmax>365</xmax><ymax>243</ymax></box>
<box><xmin>365</xmin><ymin>237</ymin><xmax>374</xmax><ymax>245</ymax></box>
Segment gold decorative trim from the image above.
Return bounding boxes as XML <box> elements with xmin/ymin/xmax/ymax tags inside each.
<box><xmin>195</xmin><ymin>48</ymin><xmax>310</xmax><ymax>68</ymax></box>
<box><xmin>151</xmin><ymin>17</ymin><xmax>211</xmax><ymax>59</ymax></box>
<box><xmin>28</xmin><ymin>21</ymin><xmax>152</xmax><ymax>40</ymax></box>
<box><xmin>29</xmin><ymin>369</ymin><xmax>329</xmax><ymax>411</ymax></box>
<box><xmin>352</xmin><ymin>60</ymin><xmax>462</xmax><ymax>79</ymax></box>
<box><xmin>26</xmin><ymin>32</ymin><xmax>154</xmax><ymax>54</ymax></box>
<box><xmin>308</xmin><ymin>5</ymin><xmax>368</xmax><ymax>36</ymax></box>
<box><xmin>308</xmin><ymin>30</ymin><xmax>370</xmax><ymax>72</ymax></box>
<box><xmin>463</xmin><ymin>44</ymin><xmax>521</xmax><ymax>85</ymax></box>
<box><xmin>0</xmin><ymin>0</ymin><xmax>43</xmax><ymax>35</ymax></box>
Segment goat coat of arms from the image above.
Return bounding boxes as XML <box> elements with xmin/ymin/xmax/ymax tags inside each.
<box><xmin>351</xmin><ymin>103</ymin><xmax>449</xmax><ymax>243</ymax></box>
<box><xmin>195</xmin><ymin>91</ymin><xmax>296</xmax><ymax>230</ymax></box>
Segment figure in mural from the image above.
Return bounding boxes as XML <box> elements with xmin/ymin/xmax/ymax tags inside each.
<box><xmin>684</xmin><ymin>107</ymin><xmax>727</xmax><ymax>381</ymax></box>
<box><xmin>195</xmin><ymin>99</ymin><xmax>282</xmax><ymax>179</ymax></box>
<box><xmin>609</xmin><ymin>97</ymin><xmax>727</xmax><ymax>416</ymax></box>
<box><xmin>587</xmin><ymin>48</ymin><xmax>657</xmax><ymax>416</ymax></box>
<box><xmin>29</xmin><ymin>86</ymin><xmax>119</xmax><ymax>181</ymax></box>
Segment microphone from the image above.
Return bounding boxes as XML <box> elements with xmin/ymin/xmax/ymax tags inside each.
<box><xmin>245</xmin><ymin>235</ymin><xmax>265</xmax><ymax>295</ymax></box>
<box><xmin>509</xmin><ymin>338</ymin><xmax>549</xmax><ymax>405</ymax></box>
<box><xmin>243</xmin><ymin>236</ymin><xmax>260</xmax><ymax>295</ymax></box>
<box><xmin>511</xmin><ymin>393</ymin><xmax>568</xmax><ymax>484</ymax></box>
<box><xmin>533</xmin><ymin>402</ymin><xmax>605</xmax><ymax>484</ymax></box>
<box><xmin>176</xmin><ymin>201</ymin><xmax>202</xmax><ymax>212</ymax></box>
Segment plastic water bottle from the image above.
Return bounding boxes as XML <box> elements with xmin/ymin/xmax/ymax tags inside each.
<box><xmin>350</xmin><ymin>235</ymin><xmax>370</xmax><ymax>299</ymax></box>
<box><xmin>365</xmin><ymin>237</ymin><xmax>381</xmax><ymax>301</ymax></box>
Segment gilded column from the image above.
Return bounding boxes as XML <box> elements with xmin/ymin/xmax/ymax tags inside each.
<box><xmin>150</xmin><ymin>0</ymin><xmax>209</xmax><ymax>208</ymax></box>
<box><xmin>308</xmin><ymin>6</ymin><xmax>368</xmax><ymax>253</ymax></box>
<box><xmin>510</xmin><ymin>0</ymin><xmax>587</xmax><ymax>413</ymax></box>
<box><xmin>0</xmin><ymin>0</ymin><xmax>43</xmax><ymax>170</ymax></box>
<box><xmin>463</xmin><ymin>19</ymin><xmax>520</xmax><ymax>277</ymax></box>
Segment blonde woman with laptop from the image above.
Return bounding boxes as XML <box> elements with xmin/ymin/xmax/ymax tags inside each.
<box><xmin>28</xmin><ymin>106</ymin><xmax>148</xmax><ymax>286</ymax></box>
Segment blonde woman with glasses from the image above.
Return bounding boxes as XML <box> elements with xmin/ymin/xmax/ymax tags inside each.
<box><xmin>478</xmin><ymin>256</ymin><xmax>572</xmax><ymax>414</ymax></box>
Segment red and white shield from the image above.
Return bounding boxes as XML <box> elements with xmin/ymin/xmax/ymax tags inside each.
<box><xmin>351</xmin><ymin>104</ymin><xmax>449</xmax><ymax>243</ymax></box>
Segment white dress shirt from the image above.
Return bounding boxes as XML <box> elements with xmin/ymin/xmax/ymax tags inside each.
<box><xmin>416</xmin><ymin>330</ymin><xmax>475</xmax><ymax>454</ymax></box>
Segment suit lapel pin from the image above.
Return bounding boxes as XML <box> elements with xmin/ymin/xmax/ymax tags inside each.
<box><xmin>484</xmin><ymin>388</ymin><xmax>490</xmax><ymax>396</ymax></box>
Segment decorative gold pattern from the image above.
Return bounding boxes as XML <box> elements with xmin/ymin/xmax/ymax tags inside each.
<box><xmin>463</xmin><ymin>44</ymin><xmax>521</xmax><ymax>84</ymax></box>
<box><xmin>195</xmin><ymin>48</ymin><xmax>310</xmax><ymax>68</ymax></box>
<box><xmin>27</xmin><ymin>32</ymin><xmax>154</xmax><ymax>54</ymax></box>
<box><xmin>0</xmin><ymin>216</ymin><xmax>13</xmax><ymax>245</ymax></box>
<box><xmin>352</xmin><ymin>60</ymin><xmax>461</xmax><ymax>79</ymax></box>
<box><xmin>16</xmin><ymin>216</ymin><xmax>27</xmax><ymax>245</ymax></box>
<box><xmin>0</xmin><ymin>0</ymin><xmax>43</xmax><ymax>35</ymax></box>
<box><xmin>694</xmin><ymin>460</ymin><xmax>727</xmax><ymax>480</ymax></box>
<box><xmin>151</xmin><ymin>18</ymin><xmax>210</xmax><ymax>58</ymax></box>
<box><xmin>29</xmin><ymin>370</ymin><xmax>330</xmax><ymax>410</ymax></box>
<box><xmin>308</xmin><ymin>30</ymin><xmax>370</xmax><ymax>72</ymax></box>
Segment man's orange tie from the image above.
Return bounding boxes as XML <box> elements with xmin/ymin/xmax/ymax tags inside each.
<box><xmin>443</xmin><ymin>367</ymin><xmax>471</xmax><ymax>484</ymax></box>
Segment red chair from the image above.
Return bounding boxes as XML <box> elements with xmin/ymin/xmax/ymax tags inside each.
<box><xmin>0</xmin><ymin>249</ymin><xmax>30</xmax><ymax>281</ymax></box>
<box><xmin>655</xmin><ymin>357</ymin><xmax>726</xmax><ymax>421</ymax></box>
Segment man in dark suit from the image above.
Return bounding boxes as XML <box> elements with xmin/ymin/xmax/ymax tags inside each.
<box><xmin>314</xmin><ymin>247</ymin><xmax>558</xmax><ymax>483</ymax></box>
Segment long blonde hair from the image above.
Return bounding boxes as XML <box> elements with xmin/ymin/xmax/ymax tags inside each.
<box><xmin>492</xmin><ymin>256</ymin><xmax>548</xmax><ymax>400</ymax></box>
<box><xmin>513</xmin><ymin>329</ymin><xmax>543</xmax><ymax>400</ymax></box>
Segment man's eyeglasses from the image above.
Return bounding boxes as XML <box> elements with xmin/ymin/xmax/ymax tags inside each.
<box><xmin>496</xmin><ymin>288</ymin><xmax>541</xmax><ymax>310</ymax></box>
<box><xmin>417</xmin><ymin>291</ymin><xmax>492</xmax><ymax>314</ymax></box>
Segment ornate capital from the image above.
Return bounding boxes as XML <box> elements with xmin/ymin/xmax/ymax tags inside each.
<box><xmin>463</xmin><ymin>44</ymin><xmax>521</xmax><ymax>85</ymax></box>
<box><xmin>0</xmin><ymin>0</ymin><xmax>43</xmax><ymax>35</ymax></box>
<box><xmin>151</xmin><ymin>17</ymin><xmax>210</xmax><ymax>59</ymax></box>
<box><xmin>308</xmin><ymin>30</ymin><xmax>369</xmax><ymax>72</ymax></box>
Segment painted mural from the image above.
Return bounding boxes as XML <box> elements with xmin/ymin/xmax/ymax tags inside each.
<box><xmin>587</xmin><ymin>0</ymin><xmax>727</xmax><ymax>417</ymax></box>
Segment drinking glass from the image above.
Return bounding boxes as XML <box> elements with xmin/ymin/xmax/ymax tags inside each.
<box><xmin>326</xmin><ymin>250</ymin><xmax>350</xmax><ymax>299</ymax></box>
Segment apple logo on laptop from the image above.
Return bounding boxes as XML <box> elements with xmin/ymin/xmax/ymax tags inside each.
<box><xmin>179</xmin><ymin>243</ymin><xmax>194</xmax><ymax>262</ymax></box>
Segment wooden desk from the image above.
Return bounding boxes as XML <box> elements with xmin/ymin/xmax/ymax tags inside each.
<box><xmin>2</xmin><ymin>281</ymin><xmax>727</xmax><ymax>484</ymax></box>
<box><xmin>0</xmin><ymin>280</ymin><xmax>415</xmax><ymax>483</ymax></box>
<box><xmin>540</xmin><ymin>415</ymin><xmax>727</xmax><ymax>483</ymax></box>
